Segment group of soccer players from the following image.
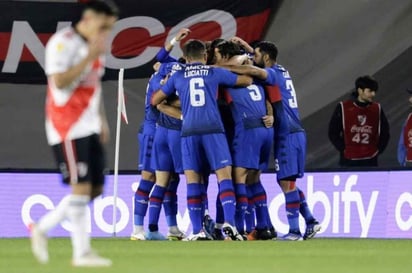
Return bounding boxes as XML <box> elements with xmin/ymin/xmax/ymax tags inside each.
<box><xmin>131</xmin><ymin>29</ymin><xmax>321</xmax><ymax>241</ymax></box>
<box><xmin>30</xmin><ymin>0</ymin><xmax>321</xmax><ymax>268</ymax></box>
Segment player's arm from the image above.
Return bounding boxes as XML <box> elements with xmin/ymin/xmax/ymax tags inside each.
<box><xmin>262</xmin><ymin>100</ymin><xmax>274</xmax><ymax>128</ymax></box>
<box><xmin>230</xmin><ymin>36</ymin><xmax>254</xmax><ymax>54</ymax></box>
<box><xmin>220</xmin><ymin>64</ymin><xmax>270</xmax><ymax>81</ymax></box>
<box><xmin>216</xmin><ymin>67</ymin><xmax>253</xmax><ymax>88</ymax></box>
<box><xmin>157</xmin><ymin>102</ymin><xmax>182</xmax><ymax>120</ymax></box>
<box><xmin>235</xmin><ymin>74</ymin><xmax>253</xmax><ymax>87</ymax></box>
<box><xmin>169</xmin><ymin>98</ymin><xmax>181</xmax><ymax>108</ymax></box>
<box><xmin>328</xmin><ymin>103</ymin><xmax>345</xmax><ymax>152</ymax></box>
<box><xmin>378</xmin><ymin>108</ymin><xmax>390</xmax><ymax>154</ymax></box>
<box><xmin>156</xmin><ymin>28</ymin><xmax>190</xmax><ymax>62</ymax></box>
<box><xmin>151</xmin><ymin>90</ymin><xmax>168</xmax><ymax>106</ymax></box>
<box><xmin>99</xmin><ymin>95</ymin><xmax>110</xmax><ymax>144</ymax></box>
<box><xmin>151</xmin><ymin>73</ymin><xmax>177</xmax><ymax>106</ymax></box>
<box><xmin>50</xmin><ymin>35</ymin><xmax>105</xmax><ymax>89</ymax></box>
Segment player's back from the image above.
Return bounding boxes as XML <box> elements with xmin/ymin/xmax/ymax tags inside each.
<box><xmin>157</xmin><ymin>93</ymin><xmax>182</xmax><ymax>130</ymax></box>
<box><xmin>272</xmin><ymin>64</ymin><xmax>304</xmax><ymax>135</ymax></box>
<box><xmin>225</xmin><ymin>83</ymin><xmax>267</xmax><ymax>128</ymax></box>
<box><xmin>172</xmin><ymin>63</ymin><xmax>237</xmax><ymax>136</ymax></box>
<box><xmin>143</xmin><ymin>72</ymin><xmax>162</xmax><ymax>134</ymax></box>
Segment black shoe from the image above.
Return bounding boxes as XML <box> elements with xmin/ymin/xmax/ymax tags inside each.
<box><xmin>269</xmin><ymin>227</ymin><xmax>277</xmax><ymax>239</ymax></box>
<box><xmin>239</xmin><ymin>231</ymin><xmax>248</xmax><ymax>241</ymax></box>
<box><xmin>256</xmin><ymin>228</ymin><xmax>273</xmax><ymax>240</ymax></box>
<box><xmin>303</xmin><ymin>220</ymin><xmax>321</xmax><ymax>240</ymax></box>
<box><xmin>203</xmin><ymin>215</ymin><xmax>215</xmax><ymax>237</ymax></box>
<box><xmin>211</xmin><ymin>228</ymin><xmax>225</xmax><ymax>241</ymax></box>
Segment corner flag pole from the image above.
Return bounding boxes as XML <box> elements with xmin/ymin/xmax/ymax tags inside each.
<box><xmin>112</xmin><ymin>68</ymin><xmax>127</xmax><ymax>236</ymax></box>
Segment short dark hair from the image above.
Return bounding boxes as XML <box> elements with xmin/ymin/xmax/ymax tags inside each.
<box><xmin>256</xmin><ymin>41</ymin><xmax>278</xmax><ymax>61</ymax></box>
<box><xmin>355</xmin><ymin>75</ymin><xmax>378</xmax><ymax>91</ymax></box>
<box><xmin>216</xmin><ymin>41</ymin><xmax>242</xmax><ymax>59</ymax></box>
<box><xmin>84</xmin><ymin>0</ymin><xmax>119</xmax><ymax>17</ymax></box>
<box><xmin>183</xmin><ymin>39</ymin><xmax>206</xmax><ymax>60</ymax></box>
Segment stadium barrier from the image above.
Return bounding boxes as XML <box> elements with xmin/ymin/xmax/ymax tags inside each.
<box><xmin>0</xmin><ymin>171</ymin><xmax>411</xmax><ymax>238</ymax></box>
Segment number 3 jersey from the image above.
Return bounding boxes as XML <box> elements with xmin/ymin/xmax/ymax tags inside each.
<box><xmin>341</xmin><ymin>100</ymin><xmax>380</xmax><ymax>159</ymax></box>
<box><xmin>161</xmin><ymin>63</ymin><xmax>238</xmax><ymax>136</ymax></box>
<box><xmin>44</xmin><ymin>27</ymin><xmax>104</xmax><ymax>145</ymax></box>
<box><xmin>265</xmin><ymin>64</ymin><xmax>304</xmax><ymax>136</ymax></box>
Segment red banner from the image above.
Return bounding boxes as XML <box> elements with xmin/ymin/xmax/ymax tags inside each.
<box><xmin>0</xmin><ymin>0</ymin><xmax>276</xmax><ymax>83</ymax></box>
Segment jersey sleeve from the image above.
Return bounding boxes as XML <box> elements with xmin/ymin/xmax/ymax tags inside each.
<box><xmin>45</xmin><ymin>35</ymin><xmax>74</xmax><ymax>76</ymax></box>
<box><xmin>265</xmin><ymin>85</ymin><xmax>282</xmax><ymax>103</ymax></box>
<box><xmin>161</xmin><ymin>73</ymin><xmax>177</xmax><ymax>96</ymax></box>
<box><xmin>214</xmin><ymin>67</ymin><xmax>238</xmax><ymax>87</ymax></box>
<box><xmin>156</xmin><ymin>47</ymin><xmax>178</xmax><ymax>63</ymax></box>
<box><xmin>263</xmin><ymin>68</ymin><xmax>277</xmax><ymax>85</ymax></box>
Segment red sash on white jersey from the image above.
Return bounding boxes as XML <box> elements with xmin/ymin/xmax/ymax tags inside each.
<box><xmin>46</xmin><ymin>59</ymin><xmax>102</xmax><ymax>142</ymax></box>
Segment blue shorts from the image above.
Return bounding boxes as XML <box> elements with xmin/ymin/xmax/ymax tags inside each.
<box><xmin>275</xmin><ymin>131</ymin><xmax>306</xmax><ymax>181</ymax></box>
<box><xmin>182</xmin><ymin>133</ymin><xmax>232</xmax><ymax>172</ymax></box>
<box><xmin>232</xmin><ymin>126</ymin><xmax>273</xmax><ymax>170</ymax></box>
<box><xmin>138</xmin><ymin>133</ymin><xmax>155</xmax><ymax>172</ymax></box>
<box><xmin>151</xmin><ymin>126</ymin><xmax>183</xmax><ymax>173</ymax></box>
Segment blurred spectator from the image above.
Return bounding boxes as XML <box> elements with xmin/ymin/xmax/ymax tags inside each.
<box><xmin>328</xmin><ymin>75</ymin><xmax>390</xmax><ymax>167</ymax></box>
<box><xmin>397</xmin><ymin>89</ymin><xmax>412</xmax><ymax>166</ymax></box>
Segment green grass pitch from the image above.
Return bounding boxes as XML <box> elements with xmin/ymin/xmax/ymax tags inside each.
<box><xmin>1</xmin><ymin>238</ymin><xmax>411</xmax><ymax>273</ymax></box>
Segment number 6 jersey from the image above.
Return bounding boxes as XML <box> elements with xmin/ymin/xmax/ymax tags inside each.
<box><xmin>160</xmin><ymin>63</ymin><xmax>238</xmax><ymax>136</ymax></box>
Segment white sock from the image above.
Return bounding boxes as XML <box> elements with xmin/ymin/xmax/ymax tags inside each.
<box><xmin>215</xmin><ymin>223</ymin><xmax>223</xmax><ymax>229</ymax></box>
<box><xmin>133</xmin><ymin>225</ymin><xmax>144</xmax><ymax>234</ymax></box>
<box><xmin>168</xmin><ymin>226</ymin><xmax>179</xmax><ymax>233</ymax></box>
<box><xmin>37</xmin><ymin>195</ymin><xmax>71</xmax><ymax>234</ymax></box>
<box><xmin>67</xmin><ymin>195</ymin><xmax>91</xmax><ymax>259</ymax></box>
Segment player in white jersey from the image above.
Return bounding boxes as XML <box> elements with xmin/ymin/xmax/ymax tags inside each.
<box><xmin>30</xmin><ymin>0</ymin><xmax>118</xmax><ymax>267</ymax></box>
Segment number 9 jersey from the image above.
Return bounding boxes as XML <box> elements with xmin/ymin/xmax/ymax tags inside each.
<box><xmin>160</xmin><ymin>63</ymin><xmax>238</xmax><ymax>136</ymax></box>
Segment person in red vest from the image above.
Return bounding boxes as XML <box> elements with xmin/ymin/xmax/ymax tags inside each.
<box><xmin>397</xmin><ymin>89</ymin><xmax>412</xmax><ymax>166</ymax></box>
<box><xmin>328</xmin><ymin>75</ymin><xmax>390</xmax><ymax>167</ymax></box>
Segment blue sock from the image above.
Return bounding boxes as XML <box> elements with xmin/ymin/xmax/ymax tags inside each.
<box><xmin>234</xmin><ymin>183</ymin><xmax>247</xmax><ymax>233</ymax></box>
<box><xmin>264</xmin><ymin>207</ymin><xmax>274</xmax><ymax>230</ymax></box>
<box><xmin>298</xmin><ymin>187</ymin><xmax>315</xmax><ymax>223</ymax></box>
<box><xmin>285</xmin><ymin>189</ymin><xmax>300</xmax><ymax>233</ymax></box>
<box><xmin>148</xmin><ymin>185</ymin><xmax>166</xmax><ymax>232</ymax></box>
<box><xmin>245</xmin><ymin>185</ymin><xmax>255</xmax><ymax>232</ymax></box>
<box><xmin>215</xmin><ymin>193</ymin><xmax>224</xmax><ymax>225</ymax></box>
<box><xmin>202</xmin><ymin>173</ymin><xmax>210</xmax><ymax>190</ymax></box>
<box><xmin>200</xmin><ymin>183</ymin><xmax>208</xmax><ymax>217</ymax></box>
<box><xmin>134</xmin><ymin>179</ymin><xmax>155</xmax><ymax>225</ymax></box>
<box><xmin>164</xmin><ymin>179</ymin><xmax>179</xmax><ymax>227</ymax></box>
<box><xmin>218</xmin><ymin>179</ymin><xmax>236</xmax><ymax>226</ymax></box>
<box><xmin>187</xmin><ymin>183</ymin><xmax>203</xmax><ymax>234</ymax></box>
<box><xmin>251</xmin><ymin>182</ymin><xmax>269</xmax><ymax>229</ymax></box>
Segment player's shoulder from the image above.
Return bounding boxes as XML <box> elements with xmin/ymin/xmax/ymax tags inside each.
<box><xmin>46</xmin><ymin>27</ymin><xmax>82</xmax><ymax>53</ymax></box>
<box><xmin>149</xmin><ymin>72</ymin><xmax>163</xmax><ymax>83</ymax></box>
<box><xmin>340</xmin><ymin>100</ymin><xmax>355</xmax><ymax>108</ymax></box>
<box><xmin>49</xmin><ymin>27</ymin><xmax>78</xmax><ymax>44</ymax></box>
<box><xmin>273</xmin><ymin>64</ymin><xmax>287</xmax><ymax>72</ymax></box>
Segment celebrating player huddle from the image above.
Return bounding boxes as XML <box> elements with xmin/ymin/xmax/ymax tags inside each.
<box><xmin>132</xmin><ymin>29</ymin><xmax>321</xmax><ymax>241</ymax></box>
<box><xmin>29</xmin><ymin>0</ymin><xmax>320</xmax><ymax>268</ymax></box>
